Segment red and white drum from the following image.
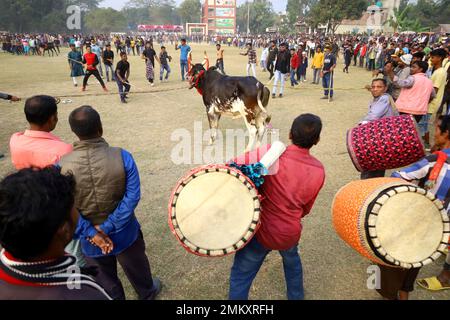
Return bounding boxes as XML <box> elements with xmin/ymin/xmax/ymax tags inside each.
<box><xmin>347</xmin><ymin>115</ymin><xmax>425</xmax><ymax>172</ymax></box>
<box><xmin>168</xmin><ymin>165</ymin><xmax>261</xmax><ymax>257</ymax></box>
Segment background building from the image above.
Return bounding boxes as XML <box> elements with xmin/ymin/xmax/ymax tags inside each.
<box><xmin>202</xmin><ymin>0</ymin><xmax>236</xmax><ymax>35</ymax></box>
<box><xmin>336</xmin><ymin>0</ymin><xmax>400</xmax><ymax>34</ymax></box>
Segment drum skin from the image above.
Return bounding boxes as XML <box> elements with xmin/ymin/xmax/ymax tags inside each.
<box><xmin>332</xmin><ymin>178</ymin><xmax>450</xmax><ymax>268</ymax></box>
<box><xmin>347</xmin><ymin>115</ymin><xmax>425</xmax><ymax>172</ymax></box>
<box><xmin>168</xmin><ymin>165</ymin><xmax>261</xmax><ymax>258</ymax></box>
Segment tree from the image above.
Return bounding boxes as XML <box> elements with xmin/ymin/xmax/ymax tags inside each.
<box><xmin>178</xmin><ymin>0</ymin><xmax>201</xmax><ymax>24</ymax></box>
<box><xmin>387</xmin><ymin>5</ymin><xmax>430</xmax><ymax>33</ymax></box>
<box><xmin>309</xmin><ymin>0</ymin><xmax>367</xmax><ymax>34</ymax></box>
<box><xmin>286</xmin><ymin>0</ymin><xmax>317</xmax><ymax>24</ymax></box>
<box><xmin>85</xmin><ymin>8</ymin><xmax>127</xmax><ymax>33</ymax></box>
<box><xmin>236</xmin><ymin>0</ymin><xmax>275</xmax><ymax>34</ymax></box>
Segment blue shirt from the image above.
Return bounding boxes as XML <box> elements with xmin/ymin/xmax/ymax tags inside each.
<box><xmin>392</xmin><ymin>148</ymin><xmax>450</xmax><ymax>211</ymax></box>
<box><xmin>91</xmin><ymin>44</ymin><xmax>102</xmax><ymax>59</ymax></box>
<box><xmin>75</xmin><ymin>149</ymin><xmax>141</xmax><ymax>258</ymax></box>
<box><xmin>177</xmin><ymin>44</ymin><xmax>191</xmax><ymax>61</ymax></box>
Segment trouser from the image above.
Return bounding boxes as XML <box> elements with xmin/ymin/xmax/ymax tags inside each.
<box><xmin>310</xmin><ymin>49</ymin><xmax>315</xmax><ymax>58</ymax></box>
<box><xmin>267</xmin><ymin>60</ymin><xmax>275</xmax><ymax>79</ymax></box>
<box><xmin>376</xmin><ymin>264</ymin><xmax>421</xmax><ymax>300</ymax></box>
<box><xmin>400</xmin><ymin>113</ymin><xmax>423</xmax><ymax>124</ymax></box>
<box><xmin>85</xmin><ymin>232</ymin><xmax>157</xmax><ymax>300</ymax></box>
<box><xmin>272</xmin><ymin>70</ymin><xmax>286</xmax><ymax>95</ymax></box>
<box><xmin>97</xmin><ymin>61</ymin><xmax>104</xmax><ymax>77</ymax></box>
<box><xmin>160</xmin><ymin>63</ymin><xmax>171</xmax><ymax>80</ymax></box>
<box><xmin>368</xmin><ymin>59</ymin><xmax>376</xmax><ymax>71</ymax></box>
<box><xmin>180</xmin><ymin>60</ymin><xmax>188</xmax><ymax>81</ymax></box>
<box><xmin>216</xmin><ymin>59</ymin><xmax>225</xmax><ymax>74</ymax></box>
<box><xmin>83</xmin><ymin>69</ymin><xmax>106</xmax><ymax>88</ymax></box>
<box><xmin>445</xmin><ymin>248</ymin><xmax>450</xmax><ymax>271</ymax></box>
<box><xmin>105</xmin><ymin>64</ymin><xmax>115</xmax><ymax>81</ymax></box>
<box><xmin>229</xmin><ymin>237</ymin><xmax>304</xmax><ymax>300</ymax></box>
<box><xmin>260</xmin><ymin>59</ymin><xmax>266</xmax><ymax>71</ymax></box>
<box><xmin>247</xmin><ymin>63</ymin><xmax>256</xmax><ymax>77</ymax></box>
<box><xmin>313</xmin><ymin>68</ymin><xmax>321</xmax><ymax>84</ymax></box>
<box><xmin>361</xmin><ymin>170</ymin><xmax>385</xmax><ymax>180</ymax></box>
<box><xmin>290</xmin><ymin>69</ymin><xmax>298</xmax><ymax>86</ymax></box>
<box><xmin>353</xmin><ymin>54</ymin><xmax>358</xmax><ymax>66</ymax></box>
<box><xmin>322</xmin><ymin>72</ymin><xmax>334</xmax><ymax>97</ymax></box>
<box><xmin>117</xmin><ymin>79</ymin><xmax>131</xmax><ymax>101</ymax></box>
<box><xmin>344</xmin><ymin>60</ymin><xmax>351</xmax><ymax>72</ymax></box>
<box><xmin>359</xmin><ymin>56</ymin><xmax>364</xmax><ymax>67</ymax></box>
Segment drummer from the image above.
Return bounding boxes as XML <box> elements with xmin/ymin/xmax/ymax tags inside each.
<box><xmin>228</xmin><ymin>114</ymin><xmax>325</xmax><ymax>300</ymax></box>
<box><xmin>392</xmin><ymin>115</ymin><xmax>450</xmax><ymax>293</ymax></box>
<box><xmin>359</xmin><ymin>78</ymin><xmax>397</xmax><ymax>180</ymax></box>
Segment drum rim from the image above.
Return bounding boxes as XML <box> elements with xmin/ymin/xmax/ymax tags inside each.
<box><xmin>168</xmin><ymin>164</ymin><xmax>261</xmax><ymax>257</ymax></box>
<box><xmin>361</xmin><ymin>183</ymin><xmax>450</xmax><ymax>269</ymax></box>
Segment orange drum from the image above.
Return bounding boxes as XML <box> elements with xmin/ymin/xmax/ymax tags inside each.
<box><xmin>332</xmin><ymin>178</ymin><xmax>450</xmax><ymax>269</ymax></box>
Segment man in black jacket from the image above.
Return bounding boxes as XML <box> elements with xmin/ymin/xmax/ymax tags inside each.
<box><xmin>267</xmin><ymin>40</ymin><xmax>278</xmax><ymax>80</ymax></box>
<box><xmin>272</xmin><ymin>43</ymin><xmax>291</xmax><ymax>99</ymax></box>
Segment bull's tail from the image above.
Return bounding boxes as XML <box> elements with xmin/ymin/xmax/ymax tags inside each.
<box><xmin>257</xmin><ymin>83</ymin><xmax>270</xmax><ymax>114</ymax></box>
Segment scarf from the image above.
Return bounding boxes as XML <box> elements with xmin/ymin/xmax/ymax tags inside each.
<box><xmin>0</xmin><ymin>249</ymin><xmax>110</xmax><ymax>298</ymax></box>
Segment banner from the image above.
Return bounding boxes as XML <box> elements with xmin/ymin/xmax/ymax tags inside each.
<box><xmin>215</xmin><ymin>19</ymin><xmax>234</xmax><ymax>28</ymax></box>
<box><xmin>215</xmin><ymin>0</ymin><xmax>235</xmax><ymax>6</ymax></box>
<box><xmin>216</xmin><ymin>8</ymin><xmax>235</xmax><ymax>17</ymax></box>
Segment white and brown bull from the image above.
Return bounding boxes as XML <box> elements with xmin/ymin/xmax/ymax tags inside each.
<box><xmin>187</xmin><ymin>63</ymin><xmax>271</xmax><ymax>152</ymax></box>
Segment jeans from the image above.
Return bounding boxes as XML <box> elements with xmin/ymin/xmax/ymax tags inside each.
<box><xmin>160</xmin><ymin>63</ymin><xmax>171</xmax><ymax>80</ymax></box>
<box><xmin>116</xmin><ymin>79</ymin><xmax>130</xmax><ymax>101</ymax></box>
<box><xmin>313</xmin><ymin>68</ymin><xmax>321</xmax><ymax>84</ymax></box>
<box><xmin>272</xmin><ymin>70</ymin><xmax>286</xmax><ymax>95</ymax></box>
<box><xmin>290</xmin><ymin>69</ymin><xmax>298</xmax><ymax>86</ymax></box>
<box><xmin>180</xmin><ymin>60</ymin><xmax>188</xmax><ymax>81</ymax></box>
<box><xmin>322</xmin><ymin>72</ymin><xmax>334</xmax><ymax>97</ymax></box>
<box><xmin>368</xmin><ymin>59</ymin><xmax>375</xmax><ymax>71</ymax></box>
<box><xmin>229</xmin><ymin>237</ymin><xmax>304</xmax><ymax>300</ymax></box>
<box><xmin>105</xmin><ymin>64</ymin><xmax>115</xmax><ymax>81</ymax></box>
<box><xmin>247</xmin><ymin>63</ymin><xmax>257</xmax><ymax>77</ymax></box>
<box><xmin>216</xmin><ymin>59</ymin><xmax>225</xmax><ymax>74</ymax></box>
<box><xmin>418</xmin><ymin>113</ymin><xmax>431</xmax><ymax>137</ymax></box>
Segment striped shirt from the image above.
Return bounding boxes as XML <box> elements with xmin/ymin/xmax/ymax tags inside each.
<box><xmin>246</xmin><ymin>49</ymin><xmax>257</xmax><ymax>64</ymax></box>
<box><xmin>392</xmin><ymin>149</ymin><xmax>450</xmax><ymax>212</ymax></box>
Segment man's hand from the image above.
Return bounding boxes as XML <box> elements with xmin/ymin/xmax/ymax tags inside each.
<box><xmin>89</xmin><ymin>232</ymin><xmax>114</xmax><ymax>255</ymax></box>
<box><xmin>10</xmin><ymin>96</ymin><xmax>21</xmax><ymax>102</ymax></box>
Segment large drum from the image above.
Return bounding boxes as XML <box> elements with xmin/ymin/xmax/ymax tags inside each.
<box><xmin>333</xmin><ymin>178</ymin><xmax>450</xmax><ymax>269</ymax></box>
<box><xmin>347</xmin><ymin>115</ymin><xmax>425</xmax><ymax>172</ymax></box>
<box><xmin>168</xmin><ymin>165</ymin><xmax>261</xmax><ymax>257</ymax></box>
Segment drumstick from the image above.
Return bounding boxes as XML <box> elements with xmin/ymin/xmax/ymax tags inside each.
<box><xmin>259</xmin><ymin>141</ymin><xmax>287</xmax><ymax>173</ymax></box>
<box><xmin>68</xmin><ymin>58</ymin><xmax>83</xmax><ymax>65</ymax></box>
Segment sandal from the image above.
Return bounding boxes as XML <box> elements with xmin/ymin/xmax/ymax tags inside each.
<box><xmin>416</xmin><ymin>277</ymin><xmax>450</xmax><ymax>291</ymax></box>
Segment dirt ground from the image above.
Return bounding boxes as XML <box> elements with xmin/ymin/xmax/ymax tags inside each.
<box><xmin>0</xmin><ymin>44</ymin><xmax>448</xmax><ymax>300</ymax></box>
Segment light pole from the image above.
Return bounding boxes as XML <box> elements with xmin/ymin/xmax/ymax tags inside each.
<box><xmin>247</xmin><ymin>0</ymin><xmax>250</xmax><ymax>35</ymax></box>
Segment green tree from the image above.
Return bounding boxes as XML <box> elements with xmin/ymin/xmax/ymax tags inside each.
<box><xmin>309</xmin><ymin>0</ymin><xmax>367</xmax><ymax>34</ymax></box>
<box><xmin>85</xmin><ymin>8</ymin><xmax>127</xmax><ymax>33</ymax></box>
<box><xmin>178</xmin><ymin>0</ymin><xmax>201</xmax><ymax>24</ymax></box>
<box><xmin>286</xmin><ymin>0</ymin><xmax>317</xmax><ymax>24</ymax></box>
<box><xmin>236</xmin><ymin>0</ymin><xmax>275</xmax><ymax>34</ymax></box>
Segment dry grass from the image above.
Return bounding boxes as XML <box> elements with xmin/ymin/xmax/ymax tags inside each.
<box><xmin>0</xmin><ymin>45</ymin><xmax>448</xmax><ymax>300</ymax></box>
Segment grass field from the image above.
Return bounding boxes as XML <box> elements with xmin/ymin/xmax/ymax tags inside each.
<box><xmin>0</xmin><ymin>44</ymin><xmax>448</xmax><ymax>300</ymax></box>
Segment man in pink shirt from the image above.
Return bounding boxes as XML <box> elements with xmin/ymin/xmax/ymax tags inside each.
<box><xmin>229</xmin><ymin>114</ymin><xmax>325</xmax><ymax>300</ymax></box>
<box><xmin>9</xmin><ymin>95</ymin><xmax>72</xmax><ymax>170</ymax></box>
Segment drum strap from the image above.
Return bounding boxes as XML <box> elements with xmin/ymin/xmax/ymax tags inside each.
<box><xmin>425</xmin><ymin>151</ymin><xmax>448</xmax><ymax>192</ymax></box>
<box><xmin>388</xmin><ymin>95</ymin><xmax>399</xmax><ymax>115</ymax></box>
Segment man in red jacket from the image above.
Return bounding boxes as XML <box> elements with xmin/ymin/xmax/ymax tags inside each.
<box><xmin>290</xmin><ymin>48</ymin><xmax>299</xmax><ymax>87</ymax></box>
<box><xmin>82</xmin><ymin>46</ymin><xmax>108</xmax><ymax>92</ymax></box>
<box><xmin>228</xmin><ymin>114</ymin><xmax>326</xmax><ymax>300</ymax></box>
